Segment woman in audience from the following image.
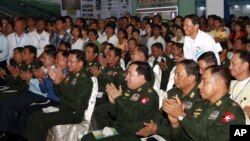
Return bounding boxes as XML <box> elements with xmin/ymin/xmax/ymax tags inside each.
<box><xmin>117</xmin><ymin>28</ymin><xmax>128</xmax><ymax>52</ymax></box>
<box><xmin>229</xmin><ymin>21</ymin><xmax>246</xmax><ymax>42</ymax></box>
<box><xmin>71</xmin><ymin>25</ymin><xmax>84</xmax><ymax>50</ymax></box>
<box><xmin>171</xmin><ymin>26</ymin><xmax>185</xmax><ymax>43</ymax></box>
<box><xmin>141</xmin><ymin>23</ymin><xmax>153</xmax><ymax>45</ymax></box>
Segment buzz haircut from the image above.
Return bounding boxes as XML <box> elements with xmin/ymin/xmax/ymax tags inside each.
<box><xmin>178</xmin><ymin>59</ymin><xmax>200</xmax><ymax>82</ymax></box>
<box><xmin>69</xmin><ymin>49</ymin><xmax>86</xmax><ymax>66</ymax></box>
<box><xmin>198</xmin><ymin>51</ymin><xmax>217</xmax><ymax>65</ymax></box>
<box><xmin>108</xmin><ymin>46</ymin><xmax>121</xmax><ymax>58</ymax></box>
<box><xmin>205</xmin><ymin>65</ymin><xmax>232</xmax><ymax>89</ymax></box>
<box><xmin>130</xmin><ymin>61</ymin><xmax>151</xmax><ymax>82</ymax></box>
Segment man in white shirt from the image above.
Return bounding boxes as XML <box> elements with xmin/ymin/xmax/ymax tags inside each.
<box><xmin>7</xmin><ymin>19</ymin><xmax>33</xmax><ymax>60</ymax></box>
<box><xmin>229</xmin><ymin>50</ymin><xmax>250</xmax><ymax>124</ymax></box>
<box><xmin>98</xmin><ymin>22</ymin><xmax>118</xmax><ymax>47</ymax></box>
<box><xmin>147</xmin><ymin>24</ymin><xmax>165</xmax><ymax>55</ymax></box>
<box><xmin>183</xmin><ymin>14</ymin><xmax>221</xmax><ymax>64</ymax></box>
<box><xmin>28</xmin><ymin>19</ymin><xmax>49</xmax><ymax>57</ymax></box>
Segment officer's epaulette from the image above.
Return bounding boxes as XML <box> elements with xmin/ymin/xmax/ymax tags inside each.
<box><xmin>80</xmin><ymin>71</ymin><xmax>87</xmax><ymax>77</ymax></box>
<box><xmin>147</xmin><ymin>88</ymin><xmax>153</xmax><ymax>93</ymax></box>
<box><xmin>229</xmin><ymin>101</ymin><xmax>239</xmax><ymax>107</ymax></box>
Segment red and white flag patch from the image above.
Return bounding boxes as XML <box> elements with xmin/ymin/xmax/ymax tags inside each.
<box><xmin>140</xmin><ymin>96</ymin><xmax>150</xmax><ymax>105</ymax></box>
<box><xmin>221</xmin><ymin>112</ymin><xmax>235</xmax><ymax>123</ymax></box>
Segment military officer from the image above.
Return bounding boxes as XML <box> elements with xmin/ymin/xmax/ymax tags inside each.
<box><xmin>136</xmin><ymin>59</ymin><xmax>201</xmax><ymax>140</ymax></box>
<box><xmin>81</xmin><ymin>61</ymin><xmax>159</xmax><ymax>141</ymax></box>
<box><xmin>0</xmin><ymin>45</ymin><xmax>42</xmax><ymax>99</ymax></box>
<box><xmin>23</xmin><ymin>50</ymin><xmax>93</xmax><ymax>141</ymax></box>
<box><xmin>90</xmin><ymin>46</ymin><xmax>126</xmax><ymax>106</ymax></box>
<box><xmin>164</xmin><ymin>65</ymin><xmax>245</xmax><ymax>141</ymax></box>
<box><xmin>84</xmin><ymin>42</ymin><xmax>100</xmax><ymax>76</ymax></box>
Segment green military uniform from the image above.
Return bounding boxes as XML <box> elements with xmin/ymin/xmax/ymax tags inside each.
<box><xmin>0</xmin><ymin>59</ymin><xmax>42</xmax><ymax>100</ymax></box>
<box><xmin>170</xmin><ymin>94</ymin><xmax>246</xmax><ymax>141</ymax></box>
<box><xmin>82</xmin><ymin>82</ymin><xmax>159</xmax><ymax>141</ymax></box>
<box><xmin>85</xmin><ymin>59</ymin><xmax>101</xmax><ymax>76</ymax></box>
<box><xmin>152</xmin><ymin>85</ymin><xmax>201</xmax><ymax>140</ymax></box>
<box><xmin>221</xmin><ymin>58</ymin><xmax>230</xmax><ymax>68</ymax></box>
<box><xmin>23</xmin><ymin>68</ymin><xmax>93</xmax><ymax>141</ymax></box>
<box><xmin>96</xmin><ymin>64</ymin><xmax>126</xmax><ymax>106</ymax></box>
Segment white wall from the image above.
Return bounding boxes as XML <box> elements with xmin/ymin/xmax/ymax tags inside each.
<box><xmin>206</xmin><ymin>0</ymin><xmax>224</xmax><ymax>17</ymax></box>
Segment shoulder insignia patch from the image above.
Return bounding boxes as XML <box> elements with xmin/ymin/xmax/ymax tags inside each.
<box><xmin>130</xmin><ymin>93</ymin><xmax>140</xmax><ymax>101</ymax></box>
<box><xmin>190</xmin><ymin>92</ymin><xmax>195</xmax><ymax>98</ymax></box>
<box><xmin>137</xmin><ymin>87</ymin><xmax>142</xmax><ymax>92</ymax></box>
<box><xmin>216</xmin><ymin>100</ymin><xmax>222</xmax><ymax>107</ymax></box>
<box><xmin>208</xmin><ymin>110</ymin><xmax>220</xmax><ymax>120</ymax></box>
<box><xmin>107</xmin><ymin>71</ymin><xmax>113</xmax><ymax>75</ymax></box>
<box><xmin>183</xmin><ymin>101</ymin><xmax>193</xmax><ymax>110</ymax></box>
<box><xmin>125</xmin><ymin>93</ymin><xmax>130</xmax><ymax>97</ymax></box>
<box><xmin>71</xmin><ymin>78</ymin><xmax>77</xmax><ymax>85</ymax></box>
<box><xmin>195</xmin><ymin>107</ymin><xmax>203</xmax><ymax>112</ymax></box>
<box><xmin>221</xmin><ymin>112</ymin><xmax>235</xmax><ymax>123</ymax></box>
<box><xmin>148</xmin><ymin>88</ymin><xmax>152</xmax><ymax>93</ymax></box>
<box><xmin>193</xmin><ymin>112</ymin><xmax>201</xmax><ymax>118</ymax></box>
<box><xmin>112</xmin><ymin>72</ymin><xmax>118</xmax><ymax>76</ymax></box>
<box><xmin>140</xmin><ymin>96</ymin><xmax>150</xmax><ymax>105</ymax></box>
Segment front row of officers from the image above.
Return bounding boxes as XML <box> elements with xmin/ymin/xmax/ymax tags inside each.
<box><xmin>0</xmin><ymin>44</ymin><xmax>247</xmax><ymax>141</ymax></box>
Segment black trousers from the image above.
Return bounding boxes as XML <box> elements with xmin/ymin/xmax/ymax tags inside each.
<box><xmin>0</xmin><ymin>91</ymin><xmax>48</xmax><ymax>134</ymax></box>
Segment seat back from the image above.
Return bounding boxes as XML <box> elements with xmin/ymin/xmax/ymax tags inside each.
<box><xmin>84</xmin><ymin>77</ymin><xmax>98</xmax><ymax>122</ymax></box>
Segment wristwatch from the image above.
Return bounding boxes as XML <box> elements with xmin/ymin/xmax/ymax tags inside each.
<box><xmin>178</xmin><ymin>115</ymin><xmax>185</xmax><ymax>121</ymax></box>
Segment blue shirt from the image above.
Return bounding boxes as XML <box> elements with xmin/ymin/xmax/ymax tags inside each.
<box><xmin>39</xmin><ymin>76</ymin><xmax>60</xmax><ymax>102</ymax></box>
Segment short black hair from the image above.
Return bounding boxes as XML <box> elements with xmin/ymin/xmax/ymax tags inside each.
<box><xmin>14</xmin><ymin>47</ymin><xmax>24</xmax><ymax>53</ymax></box>
<box><xmin>44</xmin><ymin>49</ymin><xmax>57</xmax><ymax>59</ymax></box>
<box><xmin>108</xmin><ymin>46</ymin><xmax>121</xmax><ymax>58</ymax></box>
<box><xmin>173</xmin><ymin>42</ymin><xmax>184</xmax><ymax>49</ymax></box>
<box><xmin>64</xmin><ymin>16</ymin><xmax>73</xmax><ymax>24</ymax></box>
<box><xmin>152</xmin><ymin>24</ymin><xmax>162</xmax><ymax>30</ymax></box>
<box><xmin>206</xmin><ymin>65</ymin><xmax>232</xmax><ymax>89</ymax></box>
<box><xmin>132</xmin><ymin>28</ymin><xmax>140</xmax><ymax>35</ymax></box>
<box><xmin>128</xmin><ymin>38</ymin><xmax>138</xmax><ymax>45</ymax></box>
<box><xmin>142</xmin><ymin>16</ymin><xmax>150</xmax><ymax>23</ymax></box>
<box><xmin>117</xmin><ymin>28</ymin><xmax>128</xmax><ymax>39</ymax></box>
<box><xmin>45</xmin><ymin>44</ymin><xmax>57</xmax><ymax>52</ymax></box>
<box><xmin>178</xmin><ymin>59</ymin><xmax>200</xmax><ymax>82</ymax></box>
<box><xmin>69</xmin><ymin>49</ymin><xmax>86</xmax><ymax>66</ymax></box>
<box><xmin>85</xmin><ymin>42</ymin><xmax>99</xmax><ymax>54</ymax></box>
<box><xmin>214</xmin><ymin>15</ymin><xmax>222</xmax><ymax>23</ymax></box>
<box><xmin>57</xmin><ymin>50</ymin><xmax>69</xmax><ymax>59</ymax></box>
<box><xmin>24</xmin><ymin>45</ymin><xmax>37</xmax><ymax>59</ymax></box>
<box><xmin>55</xmin><ymin>16</ymin><xmax>66</xmax><ymax>23</ymax></box>
<box><xmin>130</xmin><ymin>61</ymin><xmax>151</xmax><ymax>82</ymax></box>
<box><xmin>234</xmin><ymin>49</ymin><xmax>250</xmax><ymax>70</ymax></box>
<box><xmin>184</xmin><ymin>14</ymin><xmax>200</xmax><ymax>26</ymax></box>
<box><xmin>137</xmin><ymin>44</ymin><xmax>149</xmax><ymax>60</ymax></box>
<box><xmin>88</xmin><ymin>28</ymin><xmax>99</xmax><ymax>38</ymax></box>
<box><xmin>59</xmin><ymin>42</ymin><xmax>71</xmax><ymax>50</ymax></box>
<box><xmin>151</xmin><ymin>42</ymin><xmax>163</xmax><ymax>50</ymax></box>
<box><xmin>198</xmin><ymin>51</ymin><xmax>217</xmax><ymax>65</ymax></box>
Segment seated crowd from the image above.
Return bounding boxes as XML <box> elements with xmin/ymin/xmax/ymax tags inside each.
<box><xmin>0</xmin><ymin>13</ymin><xmax>249</xmax><ymax>141</ymax></box>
